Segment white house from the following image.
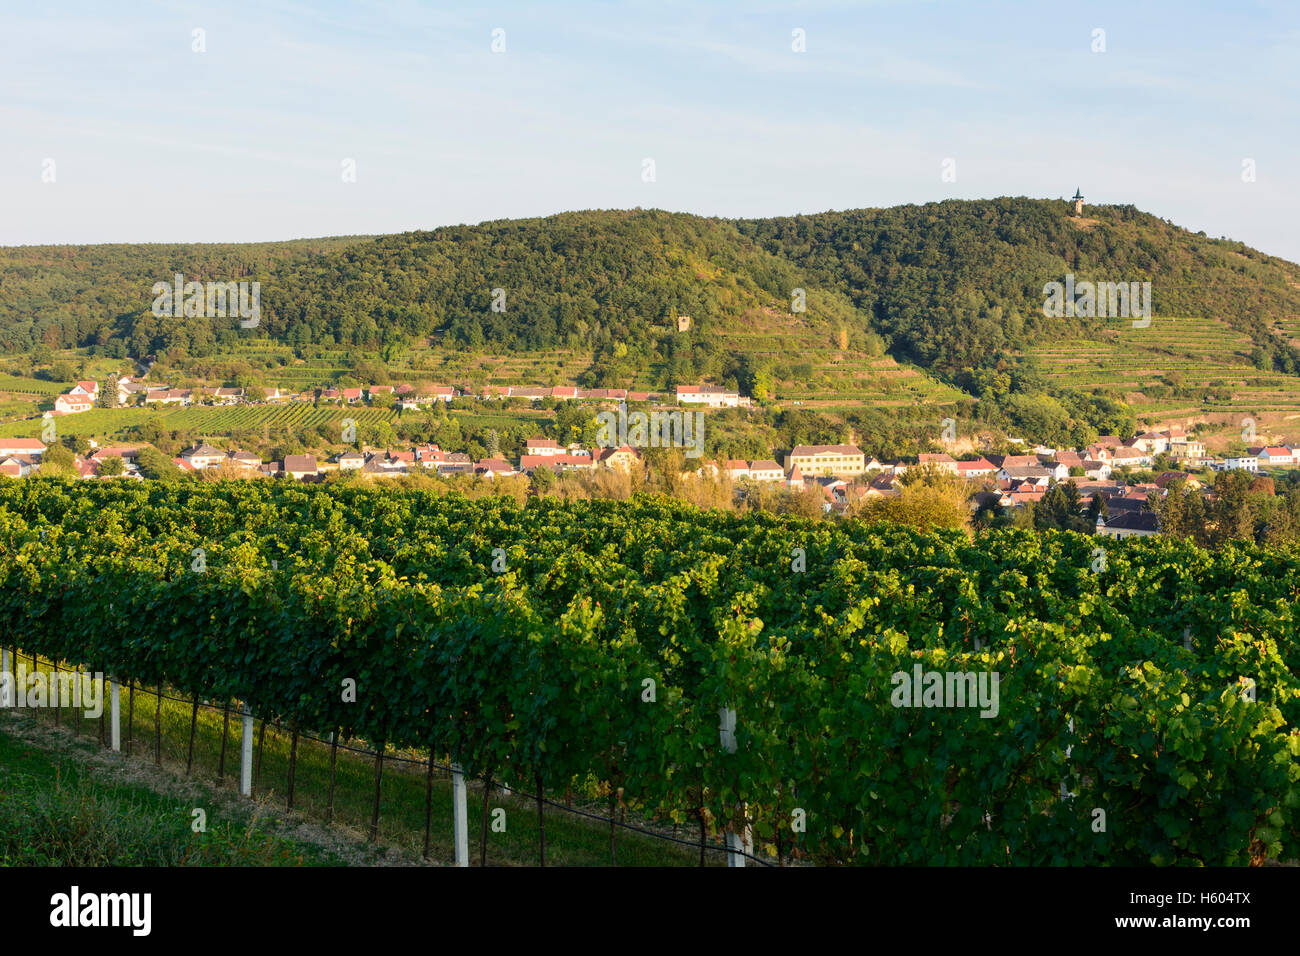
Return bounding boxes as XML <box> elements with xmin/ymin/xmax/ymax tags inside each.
<box><xmin>525</xmin><ymin>438</ymin><xmax>566</xmax><ymax>457</ymax></box>
<box><xmin>748</xmin><ymin>459</ymin><xmax>784</xmax><ymax>482</ymax></box>
<box><xmin>0</xmin><ymin>439</ymin><xmax>47</xmax><ymax>458</ymax></box>
<box><xmin>955</xmin><ymin>457</ymin><xmax>997</xmax><ymax>478</ymax></box>
<box><xmin>676</xmin><ymin>385</ymin><xmax>744</xmax><ymax>408</ymax></box>
<box><xmin>181</xmin><ymin>443</ymin><xmax>228</xmax><ymax>469</ymax></box>
<box><xmin>1109</xmin><ymin>447</ymin><xmax>1151</xmax><ymax>468</ymax></box>
<box><xmin>1257</xmin><ymin>446</ymin><xmax>1296</xmax><ymax>466</ymax></box>
<box><xmin>916</xmin><ymin>453</ymin><xmax>958</xmax><ymax>474</ymax></box>
<box><xmin>1130</xmin><ymin>431</ymin><xmax>1170</xmax><ymax>455</ymax></box>
<box><xmin>54</xmin><ymin>393</ymin><xmax>93</xmax><ymax>414</ymax></box>
<box><xmin>1098</xmin><ymin>512</ymin><xmax>1160</xmax><ymax>539</ymax></box>
<box><xmin>283</xmin><ymin>454</ymin><xmax>319</xmax><ymax>480</ymax></box>
<box><xmin>725</xmin><ymin>459</ymin><xmax>751</xmax><ymax>480</ymax></box>
<box><xmin>1220</xmin><ymin>456</ymin><xmax>1260</xmax><ymax>472</ymax></box>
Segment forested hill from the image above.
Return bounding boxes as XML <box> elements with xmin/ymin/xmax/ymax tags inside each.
<box><xmin>3</xmin><ymin>198</ymin><xmax>1299</xmax><ymax>384</ymax></box>
<box><xmin>736</xmin><ymin>199</ymin><xmax>1300</xmax><ymax>377</ymax></box>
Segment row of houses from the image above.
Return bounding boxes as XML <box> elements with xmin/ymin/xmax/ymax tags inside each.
<box><xmin>163</xmin><ymin>436</ymin><xmax>648</xmax><ymax>483</ymax></box>
<box><xmin>49</xmin><ymin>373</ymin><xmax>1300</xmax><ymax>484</ymax></box>
<box><xmin>50</xmin><ymin>368</ymin><xmax>769</xmax><ymax>421</ymax></box>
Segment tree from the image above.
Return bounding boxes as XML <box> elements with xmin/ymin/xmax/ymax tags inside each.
<box><xmin>1035</xmin><ymin>481</ymin><xmax>1090</xmax><ymax>533</ymax></box>
<box><xmin>97</xmin><ymin>455</ymin><xmax>125</xmax><ymax>477</ymax></box>
<box><xmin>856</xmin><ymin>470</ymin><xmax>972</xmax><ymax>535</ymax></box>
<box><xmin>1250</xmin><ymin>475</ymin><xmax>1275</xmax><ymax>496</ymax></box>
<box><xmin>1086</xmin><ymin>491</ymin><xmax>1108</xmax><ymax>528</ymax></box>
<box><xmin>1211</xmin><ymin>470</ymin><xmax>1257</xmax><ymax>545</ymax></box>
<box><xmin>136</xmin><ymin>446</ymin><xmax>184</xmax><ymax>481</ymax></box>
<box><xmin>370</xmin><ymin>420</ymin><xmax>398</xmax><ymax>450</ymax></box>
<box><xmin>39</xmin><ymin>444</ymin><xmax>76</xmax><ymax>475</ymax></box>
<box><xmin>530</xmin><ymin>466</ymin><xmax>556</xmax><ymax>496</ymax></box>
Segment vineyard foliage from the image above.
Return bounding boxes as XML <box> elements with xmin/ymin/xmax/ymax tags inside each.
<box><xmin>0</xmin><ymin>479</ymin><xmax>1297</xmax><ymax>865</ymax></box>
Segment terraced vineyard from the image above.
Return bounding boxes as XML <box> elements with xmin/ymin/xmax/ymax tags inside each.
<box><xmin>1029</xmin><ymin>315</ymin><xmax>1300</xmax><ymax>435</ymax></box>
<box><xmin>216</xmin><ymin>327</ymin><xmax>970</xmax><ymax>414</ymax></box>
<box><xmin>163</xmin><ymin>402</ymin><xmax>397</xmax><ymax>433</ymax></box>
<box><xmin>710</xmin><ymin>307</ymin><xmax>967</xmax><ymax>410</ymax></box>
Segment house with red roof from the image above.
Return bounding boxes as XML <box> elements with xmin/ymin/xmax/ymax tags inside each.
<box><xmin>955</xmin><ymin>457</ymin><xmax>997</xmax><ymax>478</ymax></box>
<box><xmin>596</xmin><ymin>446</ymin><xmax>641</xmax><ymax>471</ymax></box>
<box><xmin>0</xmin><ymin>439</ymin><xmax>47</xmax><ymax>458</ymax></box>
<box><xmin>917</xmin><ymin>452</ymin><xmax>958</xmax><ymax>474</ymax></box>
<box><xmin>525</xmin><ymin>438</ymin><xmax>565</xmax><ymax>457</ymax></box>
<box><xmin>1257</xmin><ymin>446</ymin><xmax>1296</xmax><ymax>465</ymax></box>
<box><xmin>475</xmin><ymin>458</ymin><xmax>516</xmax><ymax>478</ymax></box>
<box><xmin>0</xmin><ymin>456</ymin><xmax>36</xmax><ymax>478</ymax></box>
<box><xmin>54</xmin><ymin>393</ymin><xmax>93</xmax><ymax>414</ymax></box>
<box><xmin>518</xmin><ymin>453</ymin><xmax>594</xmax><ymax>474</ymax></box>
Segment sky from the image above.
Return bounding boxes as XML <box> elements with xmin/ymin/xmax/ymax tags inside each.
<box><xmin>1</xmin><ymin>0</ymin><xmax>1297</xmax><ymax>260</ymax></box>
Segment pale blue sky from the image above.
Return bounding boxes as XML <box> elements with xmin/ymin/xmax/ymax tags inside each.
<box><xmin>2</xmin><ymin>0</ymin><xmax>1297</xmax><ymax>260</ymax></box>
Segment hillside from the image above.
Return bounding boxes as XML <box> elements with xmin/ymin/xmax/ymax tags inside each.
<box><xmin>6</xmin><ymin>200</ymin><xmax>1300</xmax><ymax>364</ymax></box>
<box><xmin>4</xmin><ymin>199</ymin><xmax>1300</xmax><ymax>446</ymax></box>
<box><xmin>737</xmin><ymin>199</ymin><xmax>1300</xmax><ymax>378</ymax></box>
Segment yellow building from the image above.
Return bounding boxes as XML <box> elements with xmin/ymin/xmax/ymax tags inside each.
<box><xmin>783</xmin><ymin>444</ymin><xmax>866</xmax><ymax>477</ymax></box>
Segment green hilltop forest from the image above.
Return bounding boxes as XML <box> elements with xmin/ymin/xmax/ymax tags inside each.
<box><xmin>4</xmin><ymin>198</ymin><xmax>1300</xmax><ymax>445</ymax></box>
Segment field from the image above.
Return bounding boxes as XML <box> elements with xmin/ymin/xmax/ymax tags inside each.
<box><xmin>2</xmin><ymin>480</ymin><xmax>1297</xmax><ymax>866</ymax></box>
<box><xmin>0</xmin><ymin>374</ymin><xmax>67</xmax><ymax>397</ymax></box>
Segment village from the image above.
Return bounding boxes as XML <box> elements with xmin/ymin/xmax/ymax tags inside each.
<box><xmin>3</xmin><ymin>376</ymin><xmax>1294</xmax><ymax>540</ymax></box>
